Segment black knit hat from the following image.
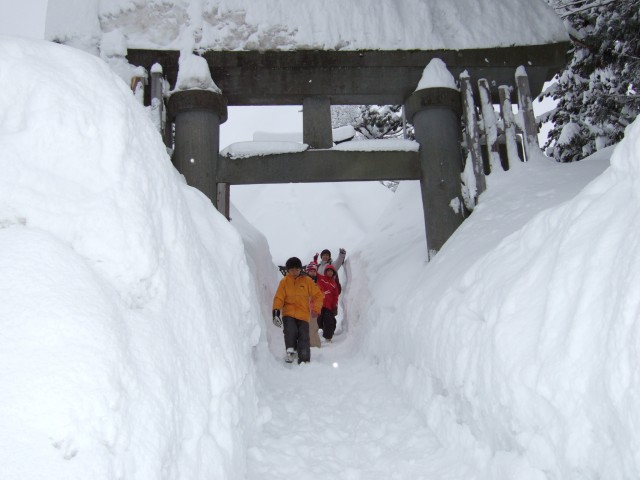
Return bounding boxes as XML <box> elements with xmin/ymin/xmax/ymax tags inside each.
<box><xmin>321</xmin><ymin>249</ymin><xmax>331</xmax><ymax>257</ymax></box>
<box><xmin>285</xmin><ymin>257</ymin><xmax>303</xmax><ymax>269</ymax></box>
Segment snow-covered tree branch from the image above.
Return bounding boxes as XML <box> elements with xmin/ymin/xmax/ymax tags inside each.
<box><xmin>543</xmin><ymin>0</ymin><xmax>640</xmax><ymax>162</ymax></box>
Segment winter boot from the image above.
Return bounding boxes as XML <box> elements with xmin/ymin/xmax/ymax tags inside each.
<box><xmin>285</xmin><ymin>348</ymin><xmax>296</xmax><ymax>363</ymax></box>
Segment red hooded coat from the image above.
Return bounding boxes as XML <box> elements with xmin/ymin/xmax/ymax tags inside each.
<box><xmin>316</xmin><ymin>264</ymin><xmax>339</xmax><ymax>311</ymax></box>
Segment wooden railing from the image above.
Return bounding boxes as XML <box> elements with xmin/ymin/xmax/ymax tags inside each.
<box><xmin>460</xmin><ymin>67</ymin><xmax>539</xmax><ymax>203</ymax></box>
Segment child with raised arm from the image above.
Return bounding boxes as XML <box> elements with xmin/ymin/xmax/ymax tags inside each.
<box><xmin>315</xmin><ymin>248</ymin><xmax>346</xmax><ymax>276</ymax></box>
<box><xmin>316</xmin><ymin>264</ymin><xmax>340</xmax><ymax>342</ymax></box>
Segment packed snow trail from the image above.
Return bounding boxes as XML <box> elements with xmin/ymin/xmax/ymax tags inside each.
<box><xmin>248</xmin><ymin>335</ymin><xmax>477</xmax><ymax>479</ymax></box>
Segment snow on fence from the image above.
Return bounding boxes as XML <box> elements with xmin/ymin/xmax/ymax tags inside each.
<box><xmin>130</xmin><ymin>66</ymin><xmax>172</xmax><ymax>147</ymax></box>
<box><xmin>460</xmin><ymin>68</ymin><xmax>538</xmax><ymax>196</ymax></box>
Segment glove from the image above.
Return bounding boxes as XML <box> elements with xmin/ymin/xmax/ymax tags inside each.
<box><xmin>339</xmin><ymin>248</ymin><xmax>346</xmax><ymax>255</ymax></box>
<box><xmin>272</xmin><ymin>309</ymin><xmax>282</xmax><ymax>328</ymax></box>
<box><xmin>313</xmin><ymin>253</ymin><xmax>319</xmax><ymax>262</ymax></box>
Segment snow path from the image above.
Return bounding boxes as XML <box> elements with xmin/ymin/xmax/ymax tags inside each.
<box><xmin>248</xmin><ymin>336</ymin><xmax>475</xmax><ymax>479</ymax></box>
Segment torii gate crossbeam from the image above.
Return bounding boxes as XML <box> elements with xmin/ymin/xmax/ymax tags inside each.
<box><xmin>216</xmin><ymin>150</ymin><xmax>421</xmax><ymax>185</ymax></box>
<box><xmin>128</xmin><ymin>41</ymin><xmax>569</xmax><ymax>258</ymax></box>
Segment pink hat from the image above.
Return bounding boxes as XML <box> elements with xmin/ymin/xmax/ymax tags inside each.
<box><xmin>306</xmin><ymin>262</ymin><xmax>318</xmax><ymax>272</ymax></box>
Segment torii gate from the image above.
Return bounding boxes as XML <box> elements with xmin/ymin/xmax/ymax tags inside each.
<box><xmin>127</xmin><ymin>42</ymin><xmax>568</xmax><ymax>258</ymax></box>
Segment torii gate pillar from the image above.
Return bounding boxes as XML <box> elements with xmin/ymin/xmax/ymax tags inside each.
<box><xmin>168</xmin><ymin>89</ymin><xmax>228</xmax><ymax>211</ymax></box>
<box><xmin>405</xmin><ymin>87</ymin><xmax>465</xmax><ymax>259</ymax></box>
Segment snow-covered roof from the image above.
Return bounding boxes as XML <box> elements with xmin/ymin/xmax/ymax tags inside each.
<box><xmin>46</xmin><ymin>0</ymin><xmax>568</xmax><ymax>53</ymax></box>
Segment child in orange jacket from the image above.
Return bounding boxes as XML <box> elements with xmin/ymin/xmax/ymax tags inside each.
<box><xmin>272</xmin><ymin>257</ymin><xmax>324</xmax><ymax>363</ymax></box>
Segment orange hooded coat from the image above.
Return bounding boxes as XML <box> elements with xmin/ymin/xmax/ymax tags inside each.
<box><xmin>273</xmin><ymin>272</ymin><xmax>324</xmax><ymax>322</ymax></box>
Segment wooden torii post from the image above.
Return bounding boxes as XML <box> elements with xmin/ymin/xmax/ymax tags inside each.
<box><xmin>128</xmin><ymin>43</ymin><xmax>568</xmax><ymax>258</ymax></box>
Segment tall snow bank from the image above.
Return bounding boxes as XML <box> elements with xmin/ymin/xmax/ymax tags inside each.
<box><xmin>0</xmin><ymin>36</ymin><xmax>260</xmax><ymax>479</ymax></box>
<box><xmin>349</xmin><ymin>134</ymin><xmax>638</xmax><ymax>477</ymax></box>
<box><xmin>229</xmin><ymin>204</ymin><xmax>280</xmax><ymax>354</ymax></box>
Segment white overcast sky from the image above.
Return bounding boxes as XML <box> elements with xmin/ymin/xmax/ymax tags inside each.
<box><xmin>1</xmin><ymin>1</ymin><xmax>48</xmax><ymax>39</ymax></box>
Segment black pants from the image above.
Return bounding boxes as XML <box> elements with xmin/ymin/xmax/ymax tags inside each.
<box><xmin>283</xmin><ymin>316</ymin><xmax>310</xmax><ymax>363</ymax></box>
<box><xmin>317</xmin><ymin>308</ymin><xmax>336</xmax><ymax>340</ymax></box>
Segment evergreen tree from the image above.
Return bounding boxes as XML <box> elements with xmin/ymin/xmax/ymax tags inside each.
<box><xmin>353</xmin><ymin>105</ymin><xmax>414</xmax><ymax>140</ymax></box>
<box><xmin>543</xmin><ymin>0</ymin><xmax>640</xmax><ymax>162</ymax></box>
<box><xmin>330</xmin><ymin>105</ymin><xmax>361</xmax><ymax>130</ymax></box>
<box><xmin>334</xmin><ymin>105</ymin><xmax>414</xmax><ymax>192</ymax></box>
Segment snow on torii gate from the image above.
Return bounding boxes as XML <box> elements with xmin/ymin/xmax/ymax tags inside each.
<box><xmin>123</xmin><ymin>1</ymin><xmax>569</xmax><ymax>258</ymax></box>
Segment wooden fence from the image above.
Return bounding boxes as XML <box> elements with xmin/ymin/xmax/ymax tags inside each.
<box><xmin>460</xmin><ymin>67</ymin><xmax>539</xmax><ymax>204</ymax></box>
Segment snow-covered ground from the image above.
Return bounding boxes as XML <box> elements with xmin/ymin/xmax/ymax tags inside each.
<box><xmin>3</xmin><ymin>7</ymin><xmax>640</xmax><ymax>478</ymax></box>
<box><xmin>232</xmin><ymin>144</ymin><xmax>620</xmax><ymax>479</ymax></box>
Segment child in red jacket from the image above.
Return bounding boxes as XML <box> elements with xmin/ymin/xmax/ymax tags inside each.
<box><xmin>316</xmin><ymin>264</ymin><xmax>340</xmax><ymax>341</ymax></box>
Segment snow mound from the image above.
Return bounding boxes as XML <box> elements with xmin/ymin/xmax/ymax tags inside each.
<box><xmin>351</xmin><ymin>114</ymin><xmax>640</xmax><ymax>476</ymax></box>
<box><xmin>0</xmin><ymin>36</ymin><xmax>260</xmax><ymax>479</ymax></box>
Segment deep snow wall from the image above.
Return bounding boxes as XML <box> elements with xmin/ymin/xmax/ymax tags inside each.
<box><xmin>346</xmin><ymin>142</ymin><xmax>637</xmax><ymax>478</ymax></box>
<box><xmin>229</xmin><ymin>204</ymin><xmax>283</xmax><ymax>359</ymax></box>
<box><xmin>0</xmin><ymin>36</ymin><xmax>261</xmax><ymax>480</ymax></box>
